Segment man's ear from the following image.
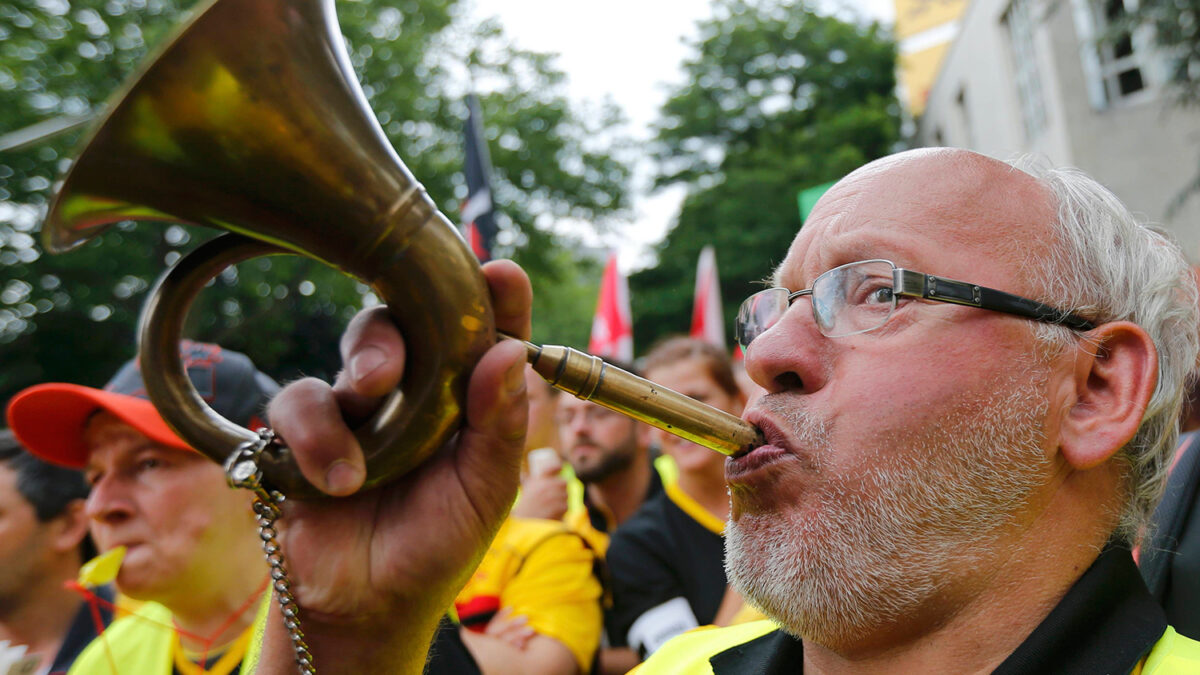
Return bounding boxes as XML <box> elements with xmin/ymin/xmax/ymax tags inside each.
<box><xmin>1059</xmin><ymin>321</ymin><xmax>1158</xmax><ymax>470</ymax></box>
<box><xmin>50</xmin><ymin>499</ymin><xmax>91</xmax><ymax>555</ymax></box>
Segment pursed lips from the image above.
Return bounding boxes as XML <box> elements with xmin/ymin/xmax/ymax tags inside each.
<box><xmin>725</xmin><ymin>413</ymin><xmax>798</xmax><ymax>483</ymax></box>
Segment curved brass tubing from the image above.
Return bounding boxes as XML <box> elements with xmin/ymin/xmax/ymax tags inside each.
<box><xmin>45</xmin><ymin>0</ymin><xmax>762</xmax><ymax>498</ymax></box>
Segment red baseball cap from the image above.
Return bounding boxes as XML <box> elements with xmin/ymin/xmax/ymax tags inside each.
<box><xmin>6</xmin><ymin>340</ymin><xmax>279</xmax><ymax>469</ymax></box>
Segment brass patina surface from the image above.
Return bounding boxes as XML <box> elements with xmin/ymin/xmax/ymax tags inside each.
<box><xmin>523</xmin><ymin>342</ymin><xmax>763</xmax><ymax>456</ymax></box>
<box><xmin>43</xmin><ymin>0</ymin><xmax>761</xmax><ymax>498</ymax></box>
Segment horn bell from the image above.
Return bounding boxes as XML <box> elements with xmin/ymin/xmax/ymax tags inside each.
<box><xmin>44</xmin><ymin>0</ymin><xmax>494</xmax><ymax>497</ymax></box>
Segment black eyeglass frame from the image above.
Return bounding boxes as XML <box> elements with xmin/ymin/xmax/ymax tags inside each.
<box><xmin>737</xmin><ymin>259</ymin><xmax>1096</xmax><ymax>348</ymax></box>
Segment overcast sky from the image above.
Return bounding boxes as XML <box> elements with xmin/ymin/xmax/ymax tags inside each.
<box><xmin>467</xmin><ymin>0</ymin><xmax>897</xmax><ymax>271</ymax></box>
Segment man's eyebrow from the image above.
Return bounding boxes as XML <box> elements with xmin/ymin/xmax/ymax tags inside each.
<box><xmin>768</xmin><ymin>263</ymin><xmax>787</xmax><ymax>288</ymax></box>
<box><xmin>85</xmin><ymin>438</ymin><xmax>166</xmax><ymax>469</ymax></box>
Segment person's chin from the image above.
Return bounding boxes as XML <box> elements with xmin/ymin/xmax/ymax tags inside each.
<box><xmin>568</xmin><ymin>446</ymin><xmax>598</xmax><ymax>469</ymax></box>
<box><xmin>114</xmin><ymin>550</ymin><xmax>161</xmax><ymax>596</ymax></box>
<box><xmin>571</xmin><ymin>452</ymin><xmax>609</xmax><ymax>480</ymax></box>
<box><xmin>114</xmin><ymin>568</ymin><xmax>153</xmax><ymax>599</ymax></box>
<box><xmin>727</xmin><ymin>464</ymin><xmax>815</xmax><ymax>520</ymax></box>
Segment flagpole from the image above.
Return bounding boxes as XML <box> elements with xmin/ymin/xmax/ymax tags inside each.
<box><xmin>0</xmin><ymin>114</ymin><xmax>94</xmax><ymax>152</ymax></box>
<box><xmin>461</xmin><ymin>92</ymin><xmax>499</xmax><ymax>261</ymax></box>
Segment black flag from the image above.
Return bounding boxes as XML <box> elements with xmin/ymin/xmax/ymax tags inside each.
<box><xmin>462</xmin><ymin>94</ymin><xmax>497</xmax><ymax>261</ymax></box>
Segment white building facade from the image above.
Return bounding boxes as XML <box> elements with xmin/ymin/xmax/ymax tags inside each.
<box><xmin>917</xmin><ymin>0</ymin><xmax>1200</xmax><ymax>263</ymax></box>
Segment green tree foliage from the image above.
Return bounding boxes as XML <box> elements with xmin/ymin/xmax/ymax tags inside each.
<box><xmin>629</xmin><ymin>0</ymin><xmax>900</xmax><ymax>353</ymax></box>
<box><xmin>0</xmin><ymin>0</ymin><xmax>206</xmax><ymax>401</ymax></box>
<box><xmin>0</xmin><ymin>0</ymin><xmax>630</xmax><ymax>402</ymax></box>
<box><xmin>525</xmin><ymin>244</ymin><xmax>604</xmax><ymax>347</ymax></box>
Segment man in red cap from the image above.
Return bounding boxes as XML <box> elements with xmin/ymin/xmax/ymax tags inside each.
<box><xmin>6</xmin><ymin>340</ymin><xmax>277</xmax><ymax>674</ymax></box>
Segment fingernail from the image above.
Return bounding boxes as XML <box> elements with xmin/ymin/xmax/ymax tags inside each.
<box><xmin>504</xmin><ymin>359</ymin><xmax>526</xmax><ymax>395</ymax></box>
<box><xmin>325</xmin><ymin>460</ymin><xmax>364</xmax><ymax>495</ymax></box>
<box><xmin>349</xmin><ymin>347</ymin><xmax>386</xmax><ymax>384</ymax></box>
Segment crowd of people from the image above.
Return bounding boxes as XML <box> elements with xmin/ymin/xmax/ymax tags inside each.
<box><xmin>1</xmin><ymin>147</ymin><xmax>1199</xmax><ymax>675</ymax></box>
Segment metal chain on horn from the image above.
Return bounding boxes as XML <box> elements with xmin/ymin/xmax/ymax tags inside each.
<box><xmin>225</xmin><ymin>429</ymin><xmax>316</xmax><ymax>675</ymax></box>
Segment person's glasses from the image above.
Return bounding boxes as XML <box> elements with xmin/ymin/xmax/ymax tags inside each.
<box><xmin>735</xmin><ymin>259</ymin><xmax>1096</xmax><ymax>350</ymax></box>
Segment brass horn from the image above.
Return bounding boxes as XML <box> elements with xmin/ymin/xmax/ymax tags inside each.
<box><xmin>43</xmin><ymin>0</ymin><xmax>762</xmax><ymax>498</ymax></box>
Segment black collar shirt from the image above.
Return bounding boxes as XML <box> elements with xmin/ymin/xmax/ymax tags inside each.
<box><xmin>709</xmin><ymin>545</ymin><xmax>1165</xmax><ymax>675</ymax></box>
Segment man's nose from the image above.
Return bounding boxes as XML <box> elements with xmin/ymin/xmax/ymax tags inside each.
<box><xmin>743</xmin><ymin>301</ymin><xmax>829</xmax><ymax>395</ymax></box>
<box><xmin>566</xmin><ymin>413</ymin><xmax>592</xmax><ymax>436</ymax></box>
<box><xmin>85</xmin><ymin>473</ymin><xmax>134</xmax><ymax>525</ymax></box>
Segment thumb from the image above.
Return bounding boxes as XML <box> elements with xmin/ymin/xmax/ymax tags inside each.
<box><xmin>455</xmin><ymin>339</ymin><xmax>529</xmax><ymax>523</ymax></box>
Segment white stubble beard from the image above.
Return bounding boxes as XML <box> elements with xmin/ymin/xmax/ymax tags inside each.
<box><xmin>724</xmin><ymin>372</ymin><xmax>1053</xmax><ymax>648</ymax></box>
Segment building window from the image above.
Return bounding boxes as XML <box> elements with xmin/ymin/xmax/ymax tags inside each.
<box><xmin>1096</xmin><ymin>0</ymin><xmax>1148</xmax><ymax>99</ymax></box>
<box><xmin>1004</xmin><ymin>0</ymin><xmax>1048</xmax><ymax>140</ymax></box>
<box><xmin>1072</xmin><ymin>0</ymin><xmax>1157</xmax><ymax>108</ymax></box>
<box><xmin>955</xmin><ymin>87</ymin><xmax>977</xmax><ymax>148</ymax></box>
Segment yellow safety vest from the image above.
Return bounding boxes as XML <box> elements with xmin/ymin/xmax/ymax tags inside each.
<box><xmin>454</xmin><ymin>517</ymin><xmax>603</xmax><ymax>673</ymax></box>
<box><xmin>563</xmin><ymin>455</ymin><xmax>678</xmax><ymax>557</ymax></box>
<box><xmin>69</xmin><ymin>597</ymin><xmax>268</xmax><ymax>675</ymax></box>
<box><xmin>635</xmin><ymin>622</ymin><xmax>1200</xmax><ymax>675</ymax></box>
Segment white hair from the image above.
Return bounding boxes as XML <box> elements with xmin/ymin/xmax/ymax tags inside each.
<box><xmin>1011</xmin><ymin>159</ymin><xmax>1200</xmax><ymax>544</ymax></box>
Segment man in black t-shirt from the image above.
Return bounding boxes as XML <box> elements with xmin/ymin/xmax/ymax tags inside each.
<box><xmin>605</xmin><ymin>486</ymin><xmax>726</xmax><ymax>657</ymax></box>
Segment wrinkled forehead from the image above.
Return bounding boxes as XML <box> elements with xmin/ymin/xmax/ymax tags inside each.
<box><xmin>774</xmin><ymin>149</ymin><xmax>1058</xmax><ymax>292</ymax></box>
<box><xmin>82</xmin><ymin>412</ymin><xmax>179</xmax><ymax>467</ymax></box>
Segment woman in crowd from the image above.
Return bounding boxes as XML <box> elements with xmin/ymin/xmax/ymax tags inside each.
<box><xmin>603</xmin><ymin>337</ymin><xmax>750</xmax><ymax>664</ymax></box>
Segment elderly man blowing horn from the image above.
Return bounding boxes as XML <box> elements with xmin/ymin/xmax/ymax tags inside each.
<box><xmin>252</xmin><ymin>149</ymin><xmax>1200</xmax><ymax>674</ymax></box>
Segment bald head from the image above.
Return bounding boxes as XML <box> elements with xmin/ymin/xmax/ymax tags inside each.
<box><xmin>776</xmin><ymin>150</ymin><xmax>1060</xmax><ymax>309</ymax></box>
<box><xmin>760</xmin><ymin>147</ymin><xmax>1199</xmax><ymax>546</ymax></box>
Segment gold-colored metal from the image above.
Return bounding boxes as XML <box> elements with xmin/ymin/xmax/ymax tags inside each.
<box><xmin>42</xmin><ymin>0</ymin><xmax>494</xmax><ymax>498</ymax></box>
<box><xmin>42</xmin><ymin>0</ymin><xmax>761</xmax><ymax>498</ymax></box>
<box><xmin>521</xmin><ymin>341</ymin><xmax>763</xmax><ymax>456</ymax></box>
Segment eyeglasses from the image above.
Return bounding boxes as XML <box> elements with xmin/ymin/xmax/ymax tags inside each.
<box><xmin>735</xmin><ymin>259</ymin><xmax>1095</xmax><ymax>350</ymax></box>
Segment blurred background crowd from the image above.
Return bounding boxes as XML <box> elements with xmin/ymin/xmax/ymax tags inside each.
<box><xmin>1</xmin><ymin>0</ymin><xmax>1198</xmax><ymax>673</ymax></box>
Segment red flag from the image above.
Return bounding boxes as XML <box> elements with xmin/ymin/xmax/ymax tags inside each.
<box><xmin>464</xmin><ymin>222</ymin><xmax>489</xmax><ymax>261</ymax></box>
<box><xmin>689</xmin><ymin>245</ymin><xmax>725</xmax><ymax>349</ymax></box>
<box><xmin>589</xmin><ymin>252</ymin><xmax>633</xmax><ymax>362</ymax></box>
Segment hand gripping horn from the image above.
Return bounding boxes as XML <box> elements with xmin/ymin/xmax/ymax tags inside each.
<box><xmin>43</xmin><ymin>0</ymin><xmax>762</xmax><ymax>498</ymax></box>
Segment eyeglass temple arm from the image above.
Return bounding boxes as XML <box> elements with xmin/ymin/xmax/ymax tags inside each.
<box><xmin>893</xmin><ymin>269</ymin><xmax>1095</xmax><ymax>331</ymax></box>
